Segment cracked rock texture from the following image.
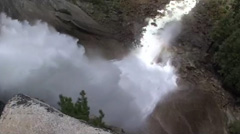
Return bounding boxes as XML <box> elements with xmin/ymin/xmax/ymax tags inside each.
<box><xmin>0</xmin><ymin>94</ymin><xmax>113</xmax><ymax>134</ymax></box>
<box><xmin>5</xmin><ymin>0</ymin><xmax>111</xmax><ymax>33</ymax></box>
<box><xmin>0</xmin><ymin>0</ymin><xmax>109</xmax><ymax>36</ymax></box>
<box><xmin>0</xmin><ymin>0</ymin><xmax>125</xmax><ymax>58</ymax></box>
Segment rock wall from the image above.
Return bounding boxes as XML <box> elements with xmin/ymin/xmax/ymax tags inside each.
<box><xmin>147</xmin><ymin>89</ymin><xmax>227</xmax><ymax>134</ymax></box>
<box><xmin>0</xmin><ymin>94</ymin><xmax>113</xmax><ymax>134</ymax></box>
<box><xmin>0</xmin><ymin>0</ymin><xmax>111</xmax><ymax>36</ymax></box>
<box><xmin>172</xmin><ymin>0</ymin><xmax>240</xmax><ymax>129</ymax></box>
<box><xmin>0</xmin><ymin>0</ymin><xmax>126</xmax><ymax>58</ymax></box>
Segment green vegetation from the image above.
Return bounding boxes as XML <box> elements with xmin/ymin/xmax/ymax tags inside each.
<box><xmin>89</xmin><ymin>109</ymin><xmax>105</xmax><ymax>128</ymax></box>
<box><xmin>229</xmin><ymin>121</ymin><xmax>240</xmax><ymax>134</ymax></box>
<box><xmin>58</xmin><ymin>90</ymin><xmax>106</xmax><ymax>128</ymax></box>
<box><xmin>211</xmin><ymin>0</ymin><xmax>240</xmax><ymax>96</ymax></box>
<box><xmin>207</xmin><ymin>0</ymin><xmax>232</xmax><ymax>21</ymax></box>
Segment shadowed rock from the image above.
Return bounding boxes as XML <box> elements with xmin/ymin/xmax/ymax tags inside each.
<box><xmin>0</xmin><ymin>94</ymin><xmax>113</xmax><ymax>134</ymax></box>
<box><xmin>0</xmin><ymin>0</ymin><xmax>109</xmax><ymax>36</ymax></box>
<box><xmin>0</xmin><ymin>101</ymin><xmax>4</xmax><ymax>115</ymax></box>
<box><xmin>147</xmin><ymin>89</ymin><xmax>226</xmax><ymax>134</ymax></box>
<box><xmin>0</xmin><ymin>0</ymin><xmax>126</xmax><ymax>58</ymax></box>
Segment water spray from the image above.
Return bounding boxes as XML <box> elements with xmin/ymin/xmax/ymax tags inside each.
<box><xmin>0</xmin><ymin>0</ymin><xmax>197</xmax><ymax>131</ymax></box>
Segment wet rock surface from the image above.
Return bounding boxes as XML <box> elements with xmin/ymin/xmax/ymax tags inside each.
<box><xmin>147</xmin><ymin>89</ymin><xmax>227</xmax><ymax>134</ymax></box>
<box><xmin>171</xmin><ymin>0</ymin><xmax>240</xmax><ymax>132</ymax></box>
<box><xmin>0</xmin><ymin>94</ymin><xmax>113</xmax><ymax>134</ymax></box>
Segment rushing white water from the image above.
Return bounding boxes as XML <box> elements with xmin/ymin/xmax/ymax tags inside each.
<box><xmin>0</xmin><ymin>0</ymin><xmax>197</xmax><ymax>131</ymax></box>
<box><xmin>138</xmin><ymin>0</ymin><xmax>197</xmax><ymax>65</ymax></box>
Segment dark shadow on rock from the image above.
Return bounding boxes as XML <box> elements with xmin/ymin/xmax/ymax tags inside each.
<box><xmin>0</xmin><ymin>100</ymin><xmax>5</xmax><ymax>116</ymax></box>
<box><xmin>147</xmin><ymin>88</ymin><xmax>226</xmax><ymax>134</ymax></box>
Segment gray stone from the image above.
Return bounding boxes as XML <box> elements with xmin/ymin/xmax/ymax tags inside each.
<box><xmin>0</xmin><ymin>94</ymin><xmax>113</xmax><ymax>134</ymax></box>
<box><xmin>0</xmin><ymin>0</ymin><xmax>125</xmax><ymax>58</ymax></box>
<box><xmin>0</xmin><ymin>0</ymin><xmax>109</xmax><ymax>36</ymax></box>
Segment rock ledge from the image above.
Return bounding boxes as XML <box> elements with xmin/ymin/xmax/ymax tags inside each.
<box><xmin>0</xmin><ymin>94</ymin><xmax>113</xmax><ymax>134</ymax></box>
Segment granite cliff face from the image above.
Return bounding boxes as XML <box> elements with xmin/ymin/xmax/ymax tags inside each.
<box><xmin>0</xmin><ymin>94</ymin><xmax>113</xmax><ymax>134</ymax></box>
<box><xmin>0</xmin><ymin>0</ymin><xmax>110</xmax><ymax>36</ymax></box>
<box><xmin>0</xmin><ymin>0</ymin><xmax>125</xmax><ymax>58</ymax></box>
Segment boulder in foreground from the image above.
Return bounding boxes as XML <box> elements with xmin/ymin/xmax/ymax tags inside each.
<box><xmin>0</xmin><ymin>94</ymin><xmax>113</xmax><ymax>134</ymax></box>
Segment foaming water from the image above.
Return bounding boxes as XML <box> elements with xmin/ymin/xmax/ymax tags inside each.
<box><xmin>0</xmin><ymin>0</ymin><xmax>197</xmax><ymax>131</ymax></box>
<box><xmin>138</xmin><ymin>0</ymin><xmax>197</xmax><ymax>65</ymax></box>
<box><xmin>0</xmin><ymin>14</ymin><xmax>174</xmax><ymax>130</ymax></box>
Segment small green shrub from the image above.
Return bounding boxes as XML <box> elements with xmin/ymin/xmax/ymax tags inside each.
<box><xmin>229</xmin><ymin>121</ymin><xmax>240</xmax><ymax>134</ymax></box>
<box><xmin>89</xmin><ymin>110</ymin><xmax>106</xmax><ymax>128</ymax></box>
<box><xmin>58</xmin><ymin>90</ymin><xmax>106</xmax><ymax>128</ymax></box>
<box><xmin>58</xmin><ymin>90</ymin><xmax>90</xmax><ymax>121</ymax></box>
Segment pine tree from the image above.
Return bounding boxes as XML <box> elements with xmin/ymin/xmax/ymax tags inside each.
<box><xmin>58</xmin><ymin>90</ymin><xmax>106</xmax><ymax>128</ymax></box>
<box><xmin>215</xmin><ymin>29</ymin><xmax>240</xmax><ymax>95</ymax></box>
<box><xmin>212</xmin><ymin>0</ymin><xmax>240</xmax><ymax>96</ymax></box>
<box><xmin>58</xmin><ymin>90</ymin><xmax>90</xmax><ymax>121</ymax></box>
<box><xmin>75</xmin><ymin>90</ymin><xmax>90</xmax><ymax>121</ymax></box>
<box><xmin>91</xmin><ymin>109</ymin><xmax>106</xmax><ymax>128</ymax></box>
<box><xmin>58</xmin><ymin>95</ymin><xmax>75</xmax><ymax>117</ymax></box>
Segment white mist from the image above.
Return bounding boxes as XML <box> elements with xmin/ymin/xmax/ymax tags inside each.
<box><xmin>0</xmin><ymin>0</ymin><xmax>196</xmax><ymax>131</ymax></box>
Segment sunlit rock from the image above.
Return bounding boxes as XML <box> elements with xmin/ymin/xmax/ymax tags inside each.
<box><xmin>0</xmin><ymin>94</ymin><xmax>113</xmax><ymax>134</ymax></box>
